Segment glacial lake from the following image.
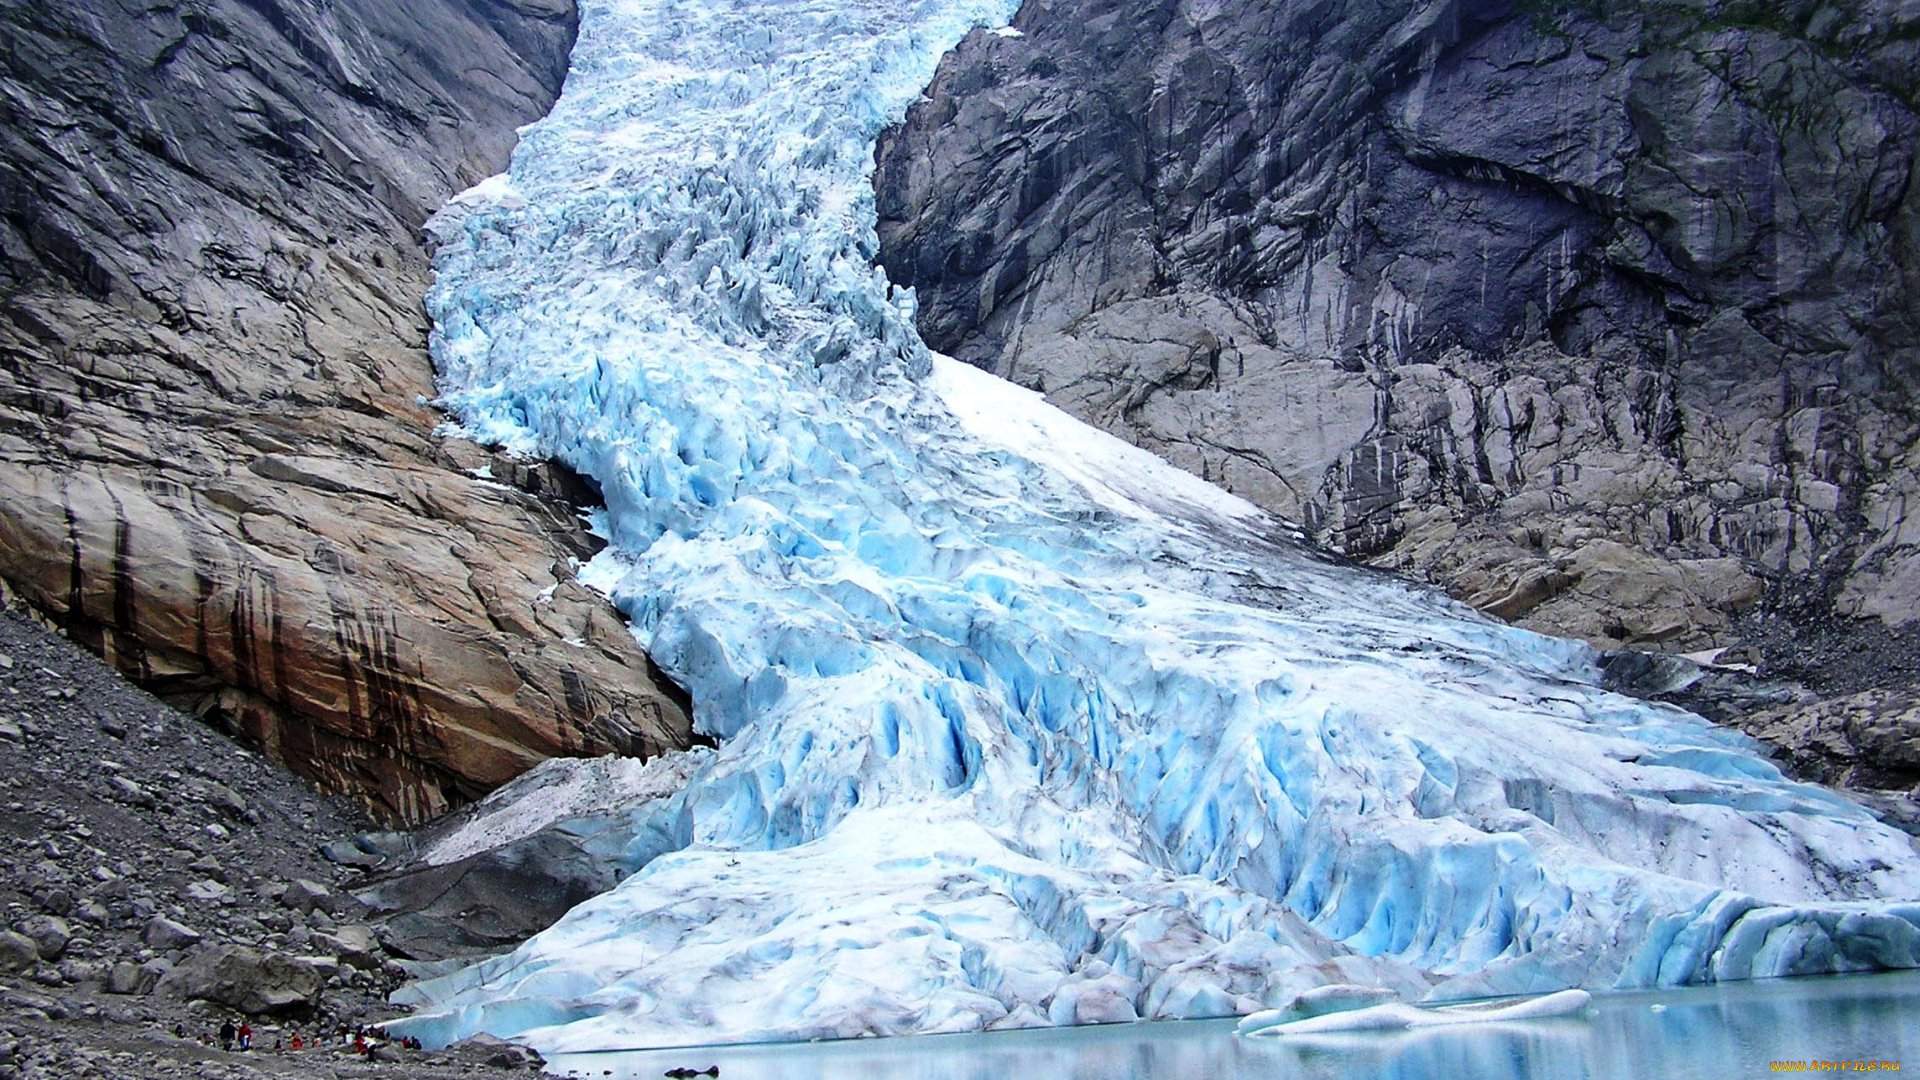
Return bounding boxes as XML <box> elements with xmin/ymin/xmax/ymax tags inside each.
<box><xmin>546</xmin><ymin>971</ymin><xmax>1920</xmax><ymax>1080</ymax></box>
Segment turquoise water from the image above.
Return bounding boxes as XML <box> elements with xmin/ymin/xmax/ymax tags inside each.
<box><xmin>546</xmin><ymin>972</ymin><xmax>1920</xmax><ymax>1079</ymax></box>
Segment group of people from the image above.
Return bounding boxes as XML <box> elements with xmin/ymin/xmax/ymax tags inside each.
<box><xmin>213</xmin><ymin>1018</ymin><xmax>251</xmax><ymax>1051</ymax></box>
<box><xmin>181</xmin><ymin>1019</ymin><xmax>424</xmax><ymax>1055</ymax></box>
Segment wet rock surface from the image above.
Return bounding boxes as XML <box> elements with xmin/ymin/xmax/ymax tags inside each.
<box><xmin>876</xmin><ymin>0</ymin><xmax>1920</xmax><ymax>799</ymax></box>
<box><xmin>0</xmin><ymin>0</ymin><xmax>693</xmax><ymax>825</ymax></box>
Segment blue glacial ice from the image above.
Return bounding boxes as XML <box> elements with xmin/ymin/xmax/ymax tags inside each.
<box><xmin>392</xmin><ymin>0</ymin><xmax>1920</xmax><ymax>1053</ymax></box>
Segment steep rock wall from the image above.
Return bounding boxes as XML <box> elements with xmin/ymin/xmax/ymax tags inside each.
<box><xmin>0</xmin><ymin>0</ymin><xmax>692</xmax><ymax>823</ymax></box>
<box><xmin>877</xmin><ymin>0</ymin><xmax>1920</xmax><ymax>655</ymax></box>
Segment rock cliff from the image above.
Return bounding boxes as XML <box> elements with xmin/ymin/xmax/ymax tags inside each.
<box><xmin>0</xmin><ymin>0</ymin><xmax>693</xmax><ymax>823</ymax></box>
<box><xmin>877</xmin><ymin>0</ymin><xmax>1920</xmax><ymax>658</ymax></box>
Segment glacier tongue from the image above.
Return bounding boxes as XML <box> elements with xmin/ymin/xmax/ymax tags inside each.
<box><xmin>397</xmin><ymin>0</ymin><xmax>1920</xmax><ymax>1053</ymax></box>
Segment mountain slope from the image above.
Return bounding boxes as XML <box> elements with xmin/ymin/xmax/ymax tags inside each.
<box><xmin>0</xmin><ymin>0</ymin><xmax>693</xmax><ymax>822</ymax></box>
<box><xmin>875</xmin><ymin>0</ymin><xmax>1920</xmax><ymax>657</ymax></box>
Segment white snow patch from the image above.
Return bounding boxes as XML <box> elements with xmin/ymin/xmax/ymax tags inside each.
<box><xmin>932</xmin><ymin>356</ymin><xmax>1270</xmax><ymax>529</ymax></box>
<box><xmin>423</xmin><ymin>751</ymin><xmax>710</xmax><ymax>867</ymax></box>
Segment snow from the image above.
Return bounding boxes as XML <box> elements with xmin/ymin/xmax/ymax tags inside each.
<box><xmin>392</xmin><ymin>0</ymin><xmax>1920</xmax><ymax>1055</ymax></box>
<box><xmin>930</xmin><ymin>356</ymin><xmax>1274</xmax><ymax>532</ymax></box>
<box><xmin>420</xmin><ymin>751</ymin><xmax>710</xmax><ymax>867</ymax></box>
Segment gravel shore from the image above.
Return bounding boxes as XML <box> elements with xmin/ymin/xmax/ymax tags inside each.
<box><xmin>0</xmin><ymin>606</ymin><xmax>551</xmax><ymax>1078</ymax></box>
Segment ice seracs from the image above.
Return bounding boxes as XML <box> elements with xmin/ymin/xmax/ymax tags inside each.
<box><xmin>392</xmin><ymin>0</ymin><xmax>1920</xmax><ymax>1054</ymax></box>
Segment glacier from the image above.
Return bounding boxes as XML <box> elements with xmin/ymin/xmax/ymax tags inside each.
<box><xmin>391</xmin><ymin>0</ymin><xmax>1920</xmax><ymax>1053</ymax></box>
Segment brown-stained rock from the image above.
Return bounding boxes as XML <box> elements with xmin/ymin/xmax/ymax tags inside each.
<box><xmin>0</xmin><ymin>0</ymin><xmax>691</xmax><ymax>823</ymax></box>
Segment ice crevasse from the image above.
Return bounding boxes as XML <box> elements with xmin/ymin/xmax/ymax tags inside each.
<box><xmin>392</xmin><ymin>0</ymin><xmax>1920</xmax><ymax>1052</ymax></box>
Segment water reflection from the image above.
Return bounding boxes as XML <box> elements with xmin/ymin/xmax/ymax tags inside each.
<box><xmin>546</xmin><ymin>971</ymin><xmax>1920</xmax><ymax>1080</ymax></box>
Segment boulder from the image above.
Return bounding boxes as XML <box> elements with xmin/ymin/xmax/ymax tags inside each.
<box><xmin>141</xmin><ymin>958</ymin><xmax>173</xmax><ymax>989</ymax></box>
<box><xmin>320</xmin><ymin>840</ymin><xmax>385</xmax><ymax>870</ymax></box>
<box><xmin>184</xmin><ymin>880</ymin><xmax>230</xmax><ymax>902</ymax></box>
<box><xmin>104</xmin><ymin>961</ymin><xmax>138</xmax><ymax>995</ymax></box>
<box><xmin>0</xmin><ymin>932</ymin><xmax>39</xmax><ymax>973</ymax></box>
<box><xmin>309</xmin><ymin>924</ymin><xmax>382</xmax><ymax>970</ymax></box>
<box><xmin>291</xmin><ymin>955</ymin><xmax>343</xmax><ymax>981</ymax></box>
<box><xmin>155</xmin><ymin>945</ymin><xmax>324</xmax><ymax>1015</ymax></box>
<box><xmin>279</xmin><ymin>880</ymin><xmax>333</xmax><ymax>917</ymax></box>
<box><xmin>142</xmin><ymin>917</ymin><xmax>201</xmax><ymax>952</ymax></box>
<box><xmin>186</xmin><ymin>780</ymin><xmax>249</xmax><ymax>819</ymax></box>
<box><xmin>105</xmin><ymin>777</ymin><xmax>154</xmax><ymax>809</ymax></box>
<box><xmin>16</xmin><ymin>917</ymin><xmax>69</xmax><ymax>961</ymax></box>
<box><xmin>355</xmin><ymin>829</ymin><xmax>620</xmax><ymax>961</ymax></box>
<box><xmin>105</xmin><ymin>960</ymin><xmax>165</xmax><ymax>996</ymax></box>
<box><xmin>447</xmin><ymin>1033</ymin><xmax>545</xmax><ymax>1071</ymax></box>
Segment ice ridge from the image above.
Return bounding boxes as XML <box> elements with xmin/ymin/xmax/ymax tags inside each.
<box><xmin>393</xmin><ymin>0</ymin><xmax>1920</xmax><ymax>1053</ymax></box>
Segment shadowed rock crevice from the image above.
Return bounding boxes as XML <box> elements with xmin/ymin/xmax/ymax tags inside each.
<box><xmin>0</xmin><ymin>0</ymin><xmax>693</xmax><ymax>824</ymax></box>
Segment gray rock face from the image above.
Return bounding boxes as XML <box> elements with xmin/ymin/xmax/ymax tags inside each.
<box><xmin>0</xmin><ymin>0</ymin><xmax>693</xmax><ymax>823</ymax></box>
<box><xmin>1732</xmin><ymin>687</ymin><xmax>1920</xmax><ymax>827</ymax></box>
<box><xmin>354</xmin><ymin>829</ymin><xmax>620</xmax><ymax>961</ymax></box>
<box><xmin>877</xmin><ymin>0</ymin><xmax>1920</xmax><ymax>654</ymax></box>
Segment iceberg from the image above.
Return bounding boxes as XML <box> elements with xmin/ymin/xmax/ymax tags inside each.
<box><xmin>391</xmin><ymin>0</ymin><xmax>1920</xmax><ymax>1053</ymax></box>
<box><xmin>1233</xmin><ymin>983</ymin><xmax>1405</xmax><ymax>1034</ymax></box>
<box><xmin>1237</xmin><ymin>988</ymin><xmax>1593</xmax><ymax>1037</ymax></box>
